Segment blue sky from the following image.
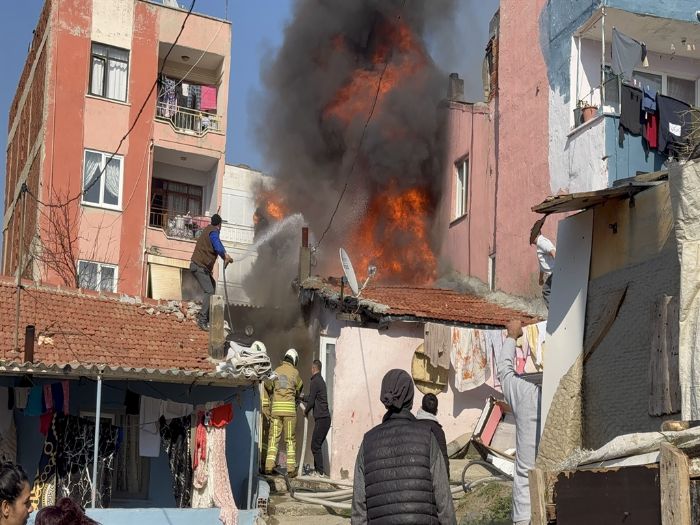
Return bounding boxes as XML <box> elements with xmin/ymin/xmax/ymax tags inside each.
<box><xmin>0</xmin><ymin>0</ymin><xmax>496</xmax><ymax>226</ymax></box>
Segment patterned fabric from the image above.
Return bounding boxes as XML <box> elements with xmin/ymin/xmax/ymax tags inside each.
<box><xmin>450</xmin><ymin>327</ymin><xmax>490</xmax><ymax>392</ymax></box>
<box><xmin>31</xmin><ymin>413</ymin><xmax>119</xmax><ymax>510</ymax></box>
<box><xmin>210</xmin><ymin>427</ymin><xmax>238</xmax><ymax>525</ymax></box>
<box><xmin>160</xmin><ymin>415</ymin><xmax>192</xmax><ymax>508</ymax></box>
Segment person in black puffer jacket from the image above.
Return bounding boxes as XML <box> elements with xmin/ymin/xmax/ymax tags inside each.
<box><xmin>416</xmin><ymin>393</ymin><xmax>449</xmax><ymax>472</ymax></box>
<box><xmin>351</xmin><ymin>369</ymin><xmax>456</xmax><ymax>525</ymax></box>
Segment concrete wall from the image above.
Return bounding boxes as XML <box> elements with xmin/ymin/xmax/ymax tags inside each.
<box><xmin>439</xmin><ymin>101</ymin><xmax>495</xmax><ymax>285</ymax></box>
<box><xmin>318</xmin><ymin>311</ymin><xmax>499</xmax><ymax>479</ymax></box>
<box><xmin>493</xmin><ymin>0</ymin><xmax>553</xmax><ymax>298</ymax></box>
<box><xmin>582</xmin><ymin>183</ymin><xmax>677</xmax><ymax>448</ymax></box>
<box><xmin>0</xmin><ymin>376</ymin><xmax>256</xmax><ymax>509</ymax></box>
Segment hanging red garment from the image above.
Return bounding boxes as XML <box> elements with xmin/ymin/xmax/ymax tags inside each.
<box><xmin>39</xmin><ymin>411</ymin><xmax>54</xmax><ymax>435</ymax></box>
<box><xmin>210</xmin><ymin>403</ymin><xmax>233</xmax><ymax>428</ymax></box>
<box><xmin>645</xmin><ymin>112</ymin><xmax>659</xmax><ymax>149</ymax></box>
<box><xmin>194</xmin><ymin>411</ymin><xmax>207</xmax><ymax>470</ymax></box>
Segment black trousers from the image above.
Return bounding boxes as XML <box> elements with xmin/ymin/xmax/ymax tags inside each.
<box><xmin>311</xmin><ymin>417</ymin><xmax>331</xmax><ymax>475</ymax></box>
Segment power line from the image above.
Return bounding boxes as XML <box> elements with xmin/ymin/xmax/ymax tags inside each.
<box><xmin>24</xmin><ymin>0</ymin><xmax>198</xmax><ymax>211</ymax></box>
<box><xmin>314</xmin><ymin>0</ymin><xmax>407</xmax><ymax>250</ymax></box>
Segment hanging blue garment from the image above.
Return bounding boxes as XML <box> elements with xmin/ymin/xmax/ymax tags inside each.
<box><xmin>26</xmin><ymin>386</ymin><xmax>44</xmax><ymax>416</ymax></box>
<box><xmin>642</xmin><ymin>85</ymin><xmax>657</xmax><ymax>113</ymax></box>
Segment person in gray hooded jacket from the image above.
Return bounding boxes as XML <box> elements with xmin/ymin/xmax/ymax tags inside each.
<box><xmin>416</xmin><ymin>393</ymin><xmax>449</xmax><ymax>472</ymax></box>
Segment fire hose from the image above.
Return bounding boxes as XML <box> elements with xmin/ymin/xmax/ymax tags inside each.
<box><xmin>287</xmin><ymin>408</ymin><xmax>466</xmax><ymax>510</ymax></box>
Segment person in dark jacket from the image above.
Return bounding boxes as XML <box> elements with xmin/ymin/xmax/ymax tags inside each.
<box><xmin>189</xmin><ymin>214</ymin><xmax>232</xmax><ymax>331</ymax></box>
<box><xmin>304</xmin><ymin>359</ymin><xmax>331</xmax><ymax>476</ymax></box>
<box><xmin>416</xmin><ymin>393</ymin><xmax>449</xmax><ymax>472</ymax></box>
<box><xmin>351</xmin><ymin>369</ymin><xmax>456</xmax><ymax>525</ymax></box>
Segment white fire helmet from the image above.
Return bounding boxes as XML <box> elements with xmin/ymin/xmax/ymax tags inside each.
<box><xmin>251</xmin><ymin>341</ymin><xmax>266</xmax><ymax>354</ymax></box>
<box><xmin>284</xmin><ymin>348</ymin><xmax>299</xmax><ymax>367</ymax></box>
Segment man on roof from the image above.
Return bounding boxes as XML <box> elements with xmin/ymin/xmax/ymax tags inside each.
<box><xmin>189</xmin><ymin>214</ymin><xmax>233</xmax><ymax>331</ymax></box>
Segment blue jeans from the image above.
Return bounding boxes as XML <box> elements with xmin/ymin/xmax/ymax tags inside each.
<box><xmin>190</xmin><ymin>262</ymin><xmax>215</xmax><ymax>322</ymax></box>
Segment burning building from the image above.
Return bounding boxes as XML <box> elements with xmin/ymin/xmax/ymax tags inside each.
<box><xmin>252</xmin><ymin>0</ymin><xmax>455</xmax><ymax>288</ymax></box>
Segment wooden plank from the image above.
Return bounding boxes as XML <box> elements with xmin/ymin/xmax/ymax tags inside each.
<box><xmin>660</xmin><ymin>442</ymin><xmax>691</xmax><ymax>525</ymax></box>
<box><xmin>691</xmin><ymin>480</ymin><xmax>700</xmax><ymax>523</ymax></box>
<box><xmin>650</xmin><ymin>296</ymin><xmax>681</xmax><ymax>416</ymax></box>
<box><xmin>554</xmin><ymin>465</ymin><xmax>660</xmax><ymax>524</ymax></box>
<box><xmin>528</xmin><ymin>468</ymin><xmax>547</xmax><ymax>525</ymax></box>
<box><xmin>532</xmin><ymin>185</ymin><xmax>648</xmax><ymax>214</ymax></box>
<box><xmin>208</xmin><ymin>295</ymin><xmax>225</xmax><ymax>360</ymax></box>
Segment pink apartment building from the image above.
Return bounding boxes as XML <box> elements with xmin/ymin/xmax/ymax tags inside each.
<box><xmin>2</xmin><ymin>0</ymin><xmax>230</xmax><ymax>298</ymax></box>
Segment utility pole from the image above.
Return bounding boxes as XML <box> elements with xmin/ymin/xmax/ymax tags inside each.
<box><xmin>13</xmin><ymin>183</ymin><xmax>28</xmax><ymax>354</ymax></box>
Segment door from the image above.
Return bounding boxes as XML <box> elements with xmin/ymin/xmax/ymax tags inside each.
<box><xmin>319</xmin><ymin>336</ymin><xmax>336</xmax><ymax>472</ymax></box>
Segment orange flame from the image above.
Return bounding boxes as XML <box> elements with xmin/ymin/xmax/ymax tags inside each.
<box><xmin>348</xmin><ymin>182</ymin><xmax>436</xmax><ymax>284</ymax></box>
<box><xmin>323</xmin><ymin>19</ymin><xmax>427</xmax><ymax>124</ymax></box>
<box><xmin>257</xmin><ymin>190</ymin><xmax>288</xmax><ymax>222</ymax></box>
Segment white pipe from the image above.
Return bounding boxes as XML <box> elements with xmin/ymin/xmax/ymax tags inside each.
<box><xmin>91</xmin><ymin>374</ymin><xmax>103</xmax><ymax>508</ymax></box>
<box><xmin>601</xmin><ymin>7</ymin><xmax>606</xmax><ymax>107</ymax></box>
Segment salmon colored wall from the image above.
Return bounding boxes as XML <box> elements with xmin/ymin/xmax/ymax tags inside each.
<box><xmin>493</xmin><ymin>0</ymin><xmax>552</xmax><ymax>297</ymax></box>
<box><xmin>439</xmin><ymin>102</ymin><xmax>495</xmax><ymax>284</ymax></box>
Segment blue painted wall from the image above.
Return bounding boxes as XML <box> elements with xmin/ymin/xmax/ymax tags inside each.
<box><xmin>604</xmin><ymin>0</ymin><xmax>700</xmax><ymax>23</ymax></box>
<box><xmin>604</xmin><ymin>115</ymin><xmax>665</xmax><ymax>184</ymax></box>
<box><xmin>1</xmin><ymin>377</ymin><xmax>257</xmax><ymax>510</ymax></box>
<box><xmin>27</xmin><ymin>508</ymin><xmax>258</xmax><ymax>525</ymax></box>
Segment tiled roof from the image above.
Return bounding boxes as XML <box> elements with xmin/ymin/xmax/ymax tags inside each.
<box><xmin>302</xmin><ymin>278</ymin><xmax>538</xmax><ymax>327</ymax></box>
<box><xmin>0</xmin><ymin>277</ymin><xmax>245</xmax><ymax>384</ymax></box>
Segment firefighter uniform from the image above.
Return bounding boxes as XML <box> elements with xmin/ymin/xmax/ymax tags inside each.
<box><xmin>265</xmin><ymin>358</ymin><xmax>303</xmax><ymax>474</ymax></box>
<box><xmin>260</xmin><ymin>387</ymin><xmax>272</xmax><ymax>472</ymax></box>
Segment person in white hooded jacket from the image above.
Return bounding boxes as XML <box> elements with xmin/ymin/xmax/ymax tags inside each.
<box><xmin>416</xmin><ymin>393</ymin><xmax>449</xmax><ymax>471</ymax></box>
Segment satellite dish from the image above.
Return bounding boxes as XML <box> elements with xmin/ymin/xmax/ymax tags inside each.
<box><xmin>339</xmin><ymin>248</ymin><xmax>360</xmax><ymax>296</ymax></box>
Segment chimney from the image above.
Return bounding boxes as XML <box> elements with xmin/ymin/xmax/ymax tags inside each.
<box><xmin>299</xmin><ymin>226</ymin><xmax>311</xmax><ymax>282</ymax></box>
<box><xmin>24</xmin><ymin>325</ymin><xmax>35</xmax><ymax>363</ymax></box>
<box><xmin>447</xmin><ymin>73</ymin><xmax>464</xmax><ymax>102</ymax></box>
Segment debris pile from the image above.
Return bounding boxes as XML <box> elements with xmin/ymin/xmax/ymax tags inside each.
<box><xmin>138</xmin><ymin>300</ymin><xmax>202</xmax><ymax>322</ymax></box>
<box><xmin>216</xmin><ymin>340</ymin><xmax>275</xmax><ymax>381</ymax></box>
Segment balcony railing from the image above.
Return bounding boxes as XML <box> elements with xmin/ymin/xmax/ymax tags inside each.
<box><xmin>149</xmin><ymin>208</ymin><xmax>209</xmax><ymax>241</ymax></box>
<box><xmin>155</xmin><ymin>102</ymin><xmax>221</xmax><ymax>136</ymax></box>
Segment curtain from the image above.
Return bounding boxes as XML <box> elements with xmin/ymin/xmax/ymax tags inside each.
<box><xmin>107</xmin><ymin>59</ymin><xmax>128</xmax><ymax>102</ymax></box>
<box><xmin>91</xmin><ymin>57</ymin><xmax>105</xmax><ymax>96</ymax></box>
<box><xmin>83</xmin><ymin>151</ymin><xmax>102</xmax><ymax>204</ymax></box>
<box><xmin>104</xmin><ymin>157</ymin><xmax>120</xmax><ymax>206</ymax></box>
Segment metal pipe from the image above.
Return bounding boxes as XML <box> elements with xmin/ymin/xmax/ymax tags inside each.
<box><xmin>601</xmin><ymin>7</ymin><xmax>606</xmax><ymax>107</ymax></box>
<box><xmin>91</xmin><ymin>374</ymin><xmax>103</xmax><ymax>508</ymax></box>
<box><xmin>247</xmin><ymin>386</ymin><xmax>258</xmax><ymax>509</ymax></box>
<box><xmin>24</xmin><ymin>325</ymin><xmax>35</xmax><ymax>363</ymax></box>
<box><xmin>13</xmin><ymin>184</ymin><xmax>27</xmax><ymax>353</ymax></box>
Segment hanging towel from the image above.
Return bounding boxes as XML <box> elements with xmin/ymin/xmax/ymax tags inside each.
<box><xmin>43</xmin><ymin>385</ymin><xmax>53</xmax><ymax>412</ymax></box>
<box><xmin>61</xmin><ymin>381</ymin><xmax>69</xmax><ymax>415</ymax></box>
<box><xmin>50</xmin><ymin>383</ymin><xmax>64</xmax><ymax>415</ymax></box>
<box><xmin>200</xmin><ymin>85</ymin><xmax>217</xmax><ymax>110</ymax></box>
<box><xmin>161</xmin><ymin>400</ymin><xmax>194</xmax><ymax>421</ymax></box>
<box><xmin>657</xmin><ymin>93</ymin><xmax>691</xmax><ymax>156</ymax></box>
<box><xmin>0</xmin><ymin>389</ymin><xmax>11</xmax><ymax>435</ymax></box>
<box><xmin>450</xmin><ymin>328</ymin><xmax>490</xmax><ymax>392</ymax></box>
<box><xmin>39</xmin><ymin>412</ymin><xmax>54</xmax><ymax>435</ymax></box>
<box><xmin>644</xmin><ymin>112</ymin><xmax>659</xmax><ymax>150</ymax></box>
<box><xmin>619</xmin><ymin>84</ymin><xmax>643</xmax><ymax>146</ymax></box>
<box><xmin>210</xmin><ymin>403</ymin><xmax>233</xmax><ymax>428</ymax></box>
<box><xmin>191</xmin><ymin>84</ymin><xmax>202</xmax><ymax>110</ymax></box>
<box><xmin>124</xmin><ymin>390</ymin><xmax>140</xmax><ymax>416</ymax></box>
<box><xmin>483</xmin><ymin>330</ymin><xmax>505</xmax><ymax>390</ymax></box>
<box><xmin>424</xmin><ymin>322</ymin><xmax>452</xmax><ymax>370</ymax></box>
<box><xmin>193</xmin><ymin>411</ymin><xmax>207</xmax><ymax>470</ymax></box>
<box><xmin>139</xmin><ymin>396</ymin><xmax>162</xmax><ymax>457</ymax></box>
<box><xmin>14</xmin><ymin>388</ymin><xmax>29</xmax><ymax>410</ymax></box>
<box><xmin>210</xmin><ymin>427</ymin><xmax>239</xmax><ymax>525</ymax></box>
<box><xmin>26</xmin><ymin>386</ymin><xmax>44</xmax><ymax>416</ymax></box>
<box><xmin>611</xmin><ymin>28</ymin><xmax>643</xmax><ymax>81</ymax></box>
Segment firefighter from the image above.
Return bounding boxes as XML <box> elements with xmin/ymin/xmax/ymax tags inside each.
<box><xmin>264</xmin><ymin>349</ymin><xmax>303</xmax><ymax>476</ymax></box>
<box><xmin>260</xmin><ymin>386</ymin><xmax>272</xmax><ymax>473</ymax></box>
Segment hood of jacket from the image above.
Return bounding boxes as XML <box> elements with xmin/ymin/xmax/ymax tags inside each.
<box><xmin>415</xmin><ymin>408</ymin><xmax>441</xmax><ymax>425</ymax></box>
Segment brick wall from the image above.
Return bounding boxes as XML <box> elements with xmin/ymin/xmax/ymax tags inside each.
<box><xmin>582</xmin><ymin>240</ymin><xmax>679</xmax><ymax>449</ymax></box>
<box><xmin>2</xmin><ymin>0</ymin><xmax>51</xmax><ymax>276</ymax></box>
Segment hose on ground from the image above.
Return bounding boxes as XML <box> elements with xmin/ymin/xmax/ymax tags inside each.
<box><xmin>461</xmin><ymin>459</ymin><xmax>512</xmax><ymax>493</ymax></box>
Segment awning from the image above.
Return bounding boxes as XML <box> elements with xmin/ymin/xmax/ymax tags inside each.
<box><xmin>533</xmin><ymin>171</ymin><xmax>668</xmax><ymax>214</ymax></box>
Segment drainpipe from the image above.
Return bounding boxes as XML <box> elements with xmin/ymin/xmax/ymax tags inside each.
<box><xmin>247</xmin><ymin>386</ymin><xmax>258</xmax><ymax>509</ymax></box>
<box><xmin>600</xmin><ymin>7</ymin><xmax>606</xmax><ymax>107</ymax></box>
<box><xmin>141</xmin><ymin>139</ymin><xmax>154</xmax><ymax>297</ymax></box>
<box><xmin>91</xmin><ymin>374</ymin><xmax>103</xmax><ymax>508</ymax></box>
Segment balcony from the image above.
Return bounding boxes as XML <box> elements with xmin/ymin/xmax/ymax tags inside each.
<box><xmin>155</xmin><ymin>102</ymin><xmax>221</xmax><ymax>136</ymax></box>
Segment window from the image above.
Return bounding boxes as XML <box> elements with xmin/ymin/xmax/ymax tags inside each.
<box><xmin>149</xmin><ymin>179</ymin><xmax>204</xmax><ymax>227</ymax></box>
<box><xmin>454</xmin><ymin>158</ymin><xmax>468</xmax><ymax>219</ymax></box>
<box><xmin>82</xmin><ymin>149</ymin><xmax>123</xmax><ymax>209</ymax></box>
<box><xmin>78</xmin><ymin>260</ymin><xmax>117</xmax><ymax>292</ymax></box>
<box><xmin>668</xmin><ymin>76</ymin><xmax>696</xmax><ymax>107</ymax></box>
<box><xmin>89</xmin><ymin>43</ymin><xmax>129</xmax><ymax>102</ymax></box>
<box><xmin>604</xmin><ymin>68</ymin><xmax>698</xmax><ymax>110</ymax></box>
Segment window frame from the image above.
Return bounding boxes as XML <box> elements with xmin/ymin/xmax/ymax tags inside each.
<box><xmin>88</xmin><ymin>42</ymin><xmax>130</xmax><ymax>102</ymax></box>
<box><xmin>150</xmin><ymin>178</ymin><xmax>204</xmax><ymax>220</ymax></box>
<box><xmin>81</xmin><ymin>149</ymin><xmax>124</xmax><ymax>210</ymax></box>
<box><xmin>77</xmin><ymin>260</ymin><xmax>118</xmax><ymax>293</ymax></box>
<box><xmin>453</xmin><ymin>157</ymin><xmax>469</xmax><ymax>220</ymax></box>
